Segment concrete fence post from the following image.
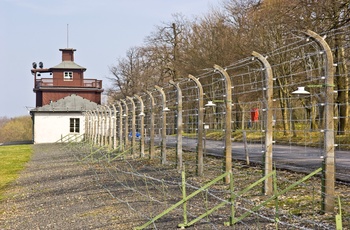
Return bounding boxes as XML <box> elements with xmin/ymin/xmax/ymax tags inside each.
<box><xmin>116</xmin><ymin>101</ymin><xmax>124</xmax><ymax>151</ymax></box>
<box><xmin>303</xmin><ymin>30</ymin><xmax>335</xmax><ymax>213</ymax></box>
<box><xmin>127</xmin><ymin>96</ymin><xmax>136</xmax><ymax>156</ymax></box>
<box><xmin>145</xmin><ymin>91</ymin><xmax>155</xmax><ymax>159</ymax></box>
<box><xmin>111</xmin><ymin>104</ymin><xmax>117</xmax><ymax>150</ymax></box>
<box><xmin>213</xmin><ymin>64</ymin><xmax>232</xmax><ymax>184</ymax></box>
<box><xmin>187</xmin><ymin>74</ymin><xmax>204</xmax><ymax>176</ymax></box>
<box><xmin>169</xmin><ymin>80</ymin><xmax>183</xmax><ymax>172</ymax></box>
<box><xmin>252</xmin><ymin>51</ymin><xmax>274</xmax><ymax>196</ymax></box>
<box><xmin>134</xmin><ymin>94</ymin><xmax>145</xmax><ymax>157</ymax></box>
<box><xmin>120</xmin><ymin>99</ymin><xmax>129</xmax><ymax>149</ymax></box>
<box><xmin>155</xmin><ymin>85</ymin><xmax>169</xmax><ymax>164</ymax></box>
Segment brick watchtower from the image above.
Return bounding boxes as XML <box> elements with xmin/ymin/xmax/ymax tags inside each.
<box><xmin>31</xmin><ymin>48</ymin><xmax>103</xmax><ymax>107</ymax></box>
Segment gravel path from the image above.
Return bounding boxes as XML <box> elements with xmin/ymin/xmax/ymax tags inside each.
<box><xmin>0</xmin><ymin>144</ymin><xmax>124</xmax><ymax>230</ymax></box>
<box><xmin>1</xmin><ymin>143</ymin><xmax>346</xmax><ymax>229</ymax></box>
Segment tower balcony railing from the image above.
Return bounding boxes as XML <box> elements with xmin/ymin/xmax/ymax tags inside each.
<box><xmin>35</xmin><ymin>78</ymin><xmax>102</xmax><ymax>89</ymax></box>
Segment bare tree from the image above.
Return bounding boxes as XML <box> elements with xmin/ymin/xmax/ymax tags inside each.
<box><xmin>144</xmin><ymin>14</ymin><xmax>191</xmax><ymax>83</ymax></box>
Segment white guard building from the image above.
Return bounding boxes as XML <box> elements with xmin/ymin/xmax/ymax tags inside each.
<box><xmin>30</xmin><ymin>94</ymin><xmax>100</xmax><ymax>143</ymax></box>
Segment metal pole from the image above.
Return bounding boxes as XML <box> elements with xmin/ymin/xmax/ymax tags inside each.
<box><xmin>155</xmin><ymin>85</ymin><xmax>168</xmax><ymax>164</ymax></box>
<box><xmin>252</xmin><ymin>51</ymin><xmax>274</xmax><ymax>196</ymax></box>
<box><xmin>134</xmin><ymin>94</ymin><xmax>145</xmax><ymax>157</ymax></box>
<box><xmin>145</xmin><ymin>91</ymin><xmax>155</xmax><ymax>159</ymax></box>
<box><xmin>304</xmin><ymin>30</ymin><xmax>335</xmax><ymax>213</ymax></box>
<box><xmin>214</xmin><ymin>64</ymin><xmax>232</xmax><ymax>184</ymax></box>
<box><xmin>127</xmin><ymin>96</ymin><xmax>136</xmax><ymax>156</ymax></box>
<box><xmin>169</xmin><ymin>80</ymin><xmax>183</xmax><ymax>172</ymax></box>
<box><xmin>187</xmin><ymin>74</ymin><xmax>204</xmax><ymax>176</ymax></box>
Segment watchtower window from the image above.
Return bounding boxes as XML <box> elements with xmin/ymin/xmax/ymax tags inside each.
<box><xmin>64</xmin><ymin>71</ymin><xmax>73</xmax><ymax>81</ymax></box>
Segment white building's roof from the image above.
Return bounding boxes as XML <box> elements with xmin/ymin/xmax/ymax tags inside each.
<box><xmin>31</xmin><ymin>94</ymin><xmax>100</xmax><ymax>112</ymax></box>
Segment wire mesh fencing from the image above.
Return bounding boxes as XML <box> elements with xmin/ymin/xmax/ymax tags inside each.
<box><xmin>82</xmin><ymin>26</ymin><xmax>350</xmax><ymax>229</ymax></box>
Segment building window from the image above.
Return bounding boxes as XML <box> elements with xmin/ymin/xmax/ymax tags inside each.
<box><xmin>70</xmin><ymin>118</ymin><xmax>80</xmax><ymax>133</ymax></box>
<box><xmin>64</xmin><ymin>71</ymin><xmax>73</xmax><ymax>81</ymax></box>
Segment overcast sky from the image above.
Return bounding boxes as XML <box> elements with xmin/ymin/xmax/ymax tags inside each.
<box><xmin>0</xmin><ymin>0</ymin><xmax>220</xmax><ymax>118</ymax></box>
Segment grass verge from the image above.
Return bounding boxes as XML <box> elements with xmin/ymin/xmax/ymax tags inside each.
<box><xmin>0</xmin><ymin>145</ymin><xmax>32</xmax><ymax>201</ymax></box>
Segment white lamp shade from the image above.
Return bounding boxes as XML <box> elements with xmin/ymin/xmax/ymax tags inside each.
<box><xmin>292</xmin><ymin>87</ymin><xmax>310</xmax><ymax>95</ymax></box>
<box><xmin>205</xmin><ymin>101</ymin><xmax>216</xmax><ymax>107</ymax></box>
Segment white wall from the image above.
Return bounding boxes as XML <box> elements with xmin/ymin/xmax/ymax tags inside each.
<box><xmin>33</xmin><ymin>112</ymin><xmax>85</xmax><ymax>143</ymax></box>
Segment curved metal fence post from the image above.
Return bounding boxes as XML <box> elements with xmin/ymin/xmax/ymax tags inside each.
<box><xmin>145</xmin><ymin>91</ymin><xmax>155</xmax><ymax>159</ymax></box>
<box><xmin>252</xmin><ymin>51</ymin><xmax>274</xmax><ymax>196</ymax></box>
<box><xmin>214</xmin><ymin>64</ymin><xmax>232</xmax><ymax>184</ymax></box>
<box><xmin>155</xmin><ymin>85</ymin><xmax>168</xmax><ymax>164</ymax></box>
<box><xmin>169</xmin><ymin>80</ymin><xmax>183</xmax><ymax>172</ymax></box>
<box><xmin>303</xmin><ymin>30</ymin><xmax>335</xmax><ymax>213</ymax></box>
<box><xmin>187</xmin><ymin>74</ymin><xmax>204</xmax><ymax>176</ymax></box>
<box><xmin>127</xmin><ymin>96</ymin><xmax>136</xmax><ymax>156</ymax></box>
<box><xmin>134</xmin><ymin>94</ymin><xmax>145</xmax><ymax>157</ymax></box>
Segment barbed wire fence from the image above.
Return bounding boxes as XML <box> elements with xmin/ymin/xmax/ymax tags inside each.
<box><xmin>70</xmin><ymin>26</ymin><xmax>350</xmax><ymax>229</ymax></box>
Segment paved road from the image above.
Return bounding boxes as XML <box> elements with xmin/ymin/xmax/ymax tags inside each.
<box><xmin>160</xmin><ymin>136</ymin><xmax>350</xmax><ymax>183</ymax></box>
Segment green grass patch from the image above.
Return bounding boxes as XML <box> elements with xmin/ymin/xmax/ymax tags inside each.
<box><xmin>0</xmin><ymin>145</ymin><xmax>32</xmax><ymax>200</ymax></box>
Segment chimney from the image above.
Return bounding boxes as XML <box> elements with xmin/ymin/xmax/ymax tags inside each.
<box><xmin>59</xmin><ymin>48</ymin><xmax>76</xmax><ymax>61</ymax></box>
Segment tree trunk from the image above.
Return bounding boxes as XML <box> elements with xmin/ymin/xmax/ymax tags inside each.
<box><xmin>278</xmin><ymin>88</ymin><xmax>290</xmax><ymax>136</ymax></box>
<box><xmin>334</xmin><ymin>34</ymin><xmax>349</xmax><ymax>135</ymax></box>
